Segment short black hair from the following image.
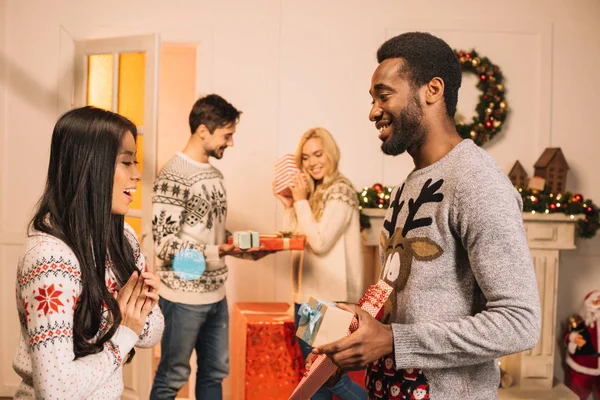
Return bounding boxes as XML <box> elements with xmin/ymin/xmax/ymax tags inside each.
<box><xmin>189</xmin><ymin>94</ymin><xmax>242</xmax><ymax>134</ymax></box>
<box><xmin>377</xmin><ymin>32</ymin><xmax>461</xmax><ymax>118</ymax></box>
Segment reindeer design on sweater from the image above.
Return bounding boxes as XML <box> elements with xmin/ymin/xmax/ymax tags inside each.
<box><xmin>379</xmin><ymin>178</ymin><xmax>444</xmax><ymax>322</ymax></box>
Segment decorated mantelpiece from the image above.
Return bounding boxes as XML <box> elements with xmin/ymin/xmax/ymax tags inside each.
<box><xmin>358</xmin><ymin>184</ymin><xmax>393</xmax><ymax>248</ymax></box>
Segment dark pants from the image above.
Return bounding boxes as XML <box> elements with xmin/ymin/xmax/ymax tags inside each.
<box><xmin>150</xmin><ymin>297</ymin><xmax>229</xmax><ymax>400</ymax></box>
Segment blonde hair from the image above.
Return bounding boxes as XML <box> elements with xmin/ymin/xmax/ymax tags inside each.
<box><xmin>294</xmin><ymin>127</ymin><xmax>345</xmax><ymax>219</ymax></box>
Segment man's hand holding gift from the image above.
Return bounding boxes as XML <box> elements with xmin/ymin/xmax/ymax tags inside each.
<box><xmin>312</xmin><ymin>303</ymin><xmax>394</xmax><ymax>372</ymax></box>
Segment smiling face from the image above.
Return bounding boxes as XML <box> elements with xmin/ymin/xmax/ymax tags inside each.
<box><xmin>369</xmin><ymin>58</ymin><xmax>426</xmax><ymax>156</ymax></box>
<box><xmin>111</xmin><ymin>131</ymin><xmax>141</xmax><ymax>215</ymax></box>
<box><xmin>301</xmin><ymin>137</ymin><xmax>331</xmax><ymax>182</ymax></box>
<box><xmin>203</xmin><ymin>122</ymin><xmax>236</xmax><ymax>160</ymax></box>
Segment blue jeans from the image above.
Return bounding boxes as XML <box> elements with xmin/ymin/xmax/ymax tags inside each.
<box><xmin>294</xmin><ymin>303</ymin><xmax>367</xmax><ymax>400</ymax></box>
<box><xmin>150</xmin><ymin>297</ymin><xmax>229</xmax><ymax>400</ymax></box>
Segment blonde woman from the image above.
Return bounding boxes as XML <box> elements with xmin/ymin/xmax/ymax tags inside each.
<box><xmin>274</xmin><ymin>127</ymin><xmax>366</xmax><ymax>400</ymax></box>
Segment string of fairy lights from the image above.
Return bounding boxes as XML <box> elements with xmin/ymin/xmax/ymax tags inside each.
<box><xmin>357</xmin><ymin>184</ymin><xmax>599</xmax><ymax>239</ymax></box>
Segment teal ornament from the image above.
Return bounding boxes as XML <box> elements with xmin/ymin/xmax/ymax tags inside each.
<box><xmin>172</xmin><ymin>249</ymin><xmax>205</xmax><ymax>281</ymax></box>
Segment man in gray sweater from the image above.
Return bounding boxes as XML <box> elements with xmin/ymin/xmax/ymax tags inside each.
<box><xmin>315</xmin><ymin>32</ymin><xmax>541</xmax><ymax>399</ymax></box>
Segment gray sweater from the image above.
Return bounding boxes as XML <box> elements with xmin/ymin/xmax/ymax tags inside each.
<box><xmin>380</xmin><ymin>139</ymin><xmax>541</xmax><ymax>399</ymax></box>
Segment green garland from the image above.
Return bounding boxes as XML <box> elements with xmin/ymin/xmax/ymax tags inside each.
<box><xmin>454</xmin><ymin>50</ymin><xmax>508</xmax><ymax>146</ymax></box>
<box><xmin>357</xmin><ymin>184</ymin><xmax>600</xmax><ymax>239</ymax></box>
<box><xmin>357</xmin><ymin>185</ymin><xmax>394</xmax><ymax>210</ymax></box>
<box><xmin>357</xmin><ymin>185</ymin><xmax>394</xmax><ymax>231</ymax></box>
<box><xmin>518</xmin><ymin>188</ymin><xmax>599</xmax><ymax>238</ymax></box>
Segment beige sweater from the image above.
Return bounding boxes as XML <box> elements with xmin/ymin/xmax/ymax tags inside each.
<box><xmin>284</xmin><ymin>181</ymin><xmax>364</xmax><ymax>304</ymax></box>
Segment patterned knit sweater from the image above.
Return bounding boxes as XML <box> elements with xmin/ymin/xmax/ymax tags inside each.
<box><xmin>13</xmin><ymin>223</ymin><xmax>164</xmax><ymax>400</ymax></box>
<box><xmin>152</xmin><ymin>152</ymin><xmax>228</xmax><ymax>305</ymax></box>
<box><xmin>284</xmin><ymin>177</ymin><xmax>364</xmax><ymax>304</ymax></box>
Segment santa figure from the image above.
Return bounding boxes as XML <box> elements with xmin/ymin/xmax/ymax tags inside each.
<box><xmin>371</xmin><ymin>359</ymin><xmax>380</xmax><ymax>373</ymax></box>
<box><xmin>384</xmin><ymin>355</ymin><xmax>396</xmax><ymax>376</ymax></box>
<box><xmin>565</xmin><ymin>290</ymin><xmax>600</xmax><ymax>399</ymax></box>
<box><xmin>388</xmin><ymin>382</ymin><xmax>405</xmax><ymax>400</ymax></box>
<box><xmin>403</xmin><ymin>368</ymin><xmax>420</xmax><ymax>381</ymax></box>
<box><xmin>410</xmin><ymin>384</ymin><xmax>429</xmax><ymax>400</ymax></box>
<box><xmin>373</xmin><ymin>379</ymin><xmax>384</xmax><ymax>399</ymax></box>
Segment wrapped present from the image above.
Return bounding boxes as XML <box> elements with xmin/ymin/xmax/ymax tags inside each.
<box><xmin>259</xmin><ymin>233</ymin><xmax>305</xmax><ymax>251</ymax></box>
<box><xmin>231</xmin><ymin>231</ymin><xmax>260</xmax><ymax>250</ymax></box>
<box><xmin>274</xmin><ymin>154</ymin><xmax>303</xmax><ymax>197</ymax></box>
<box><xmin>289</xmin><ymin>280</ymin><xmax>393</xmax><ymax>400</ymax></box>
<box><xmin>296</xmin><ymin>298</ymin><xmax>355</xmax><ymax>347</ymax></box>
<box><xmin>232</xmin><ymin>302</ymin><xmax>305</xmax><ymax>400</ymax></box>
<box><xmin>228</xmin><ymin>232</ymin><xmax>305</xmax><ymax>251</ymax></box>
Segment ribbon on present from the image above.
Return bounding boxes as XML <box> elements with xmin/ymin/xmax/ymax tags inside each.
<box><xmin>275</xmin><ymin>231</ymin><xmax>296</xmax><ymax>238</ymax></box>
<box><xmin>289</xmin><ymin>280</ymin><xmax>393</xmax><ymax>400</ymax></box>
<box><xmin>277</xmin><ymin>231</ymin><xmax>294</xmax><ymax>250</ymax></box>
<box><xmin>297</xmin><ymin>300</ymin><xmax>336</xmax><ymax>343</ymax></box>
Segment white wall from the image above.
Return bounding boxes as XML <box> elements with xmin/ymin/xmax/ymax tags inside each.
<box><xmin>1</xmin><ymin>0</ymin><xmax>599</xmax><ymax>396</ymax></box>
<box><xmin>0</xmin><ymin>0</ymin><xmax>23</xmax><ymax>396</ymax></box>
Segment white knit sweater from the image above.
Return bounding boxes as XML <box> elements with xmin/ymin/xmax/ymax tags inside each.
<box><xmin>12</xmin><ymin>223</ymin><xmax>164</xmax><ymax>400</ymax></box>
<box><xmin>285</xmin><ymin>180</ymin><xmax>365</xmax><ymax>304</ymax></box>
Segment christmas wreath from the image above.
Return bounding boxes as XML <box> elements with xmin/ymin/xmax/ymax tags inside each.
<box><xmin>454</xmin><ymin>50</ymin><xmax>508</xmax><ymax>146</ymax></box>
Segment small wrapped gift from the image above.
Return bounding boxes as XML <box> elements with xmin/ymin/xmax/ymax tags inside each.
<box><xmin>296</xmin><ymin>298</ymin><xmax>355</xmax><ymax>348</ymax></box>
<box><xmin>274</xmin><ymin>154</ymin><xmax>302</xmax><ymax>197</ymax></box>
<box><xmin>231</xmin><ymin>231</ymin><xmax>260</xmax><ymax>250</ymax></box>
<box><xmin>288</xmin><ymin>280</ymin><xmax>393</xmax><ymax>400</ymax></box>
<box><xmin>228</xmin><ymin>232</ymin><xmax>305</xmax><ymax>251</ymax></box>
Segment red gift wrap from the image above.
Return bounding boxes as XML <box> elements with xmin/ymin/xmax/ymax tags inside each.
<box><xmin>288</xmin><ymin>280</ymin><xmax>393</xmax><ymax>400</ymax></box>
<box><xmin>232</xmin><ymin>302</ymin><xmax>305</xmax><ymax>400</ymax></box>
<box><xmin>227</xmin><ymin>233</ymin><xmax>305</xmax><ymax>251</ymax></box>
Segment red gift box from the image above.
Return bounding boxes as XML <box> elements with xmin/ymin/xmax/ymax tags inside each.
<box><xmin>232</xmin><ymin>302</ymin><xmax>305</xmax><ymax>400</ymax></box>
<box><xmin>288</xmin><ymin>280</ymin><xmax>393</xmax><ymax>400</ymax></box>
<box><xmin>227</xmin><ymin>233</ymin><xmax>305</xmax><ymax>251</ymax></box>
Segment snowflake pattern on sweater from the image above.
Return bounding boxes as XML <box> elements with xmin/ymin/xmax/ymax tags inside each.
<box><xmin>152</xmin><ymin>153</ymin><xmax>229</xmax><ymax>298</ymax></box>
<box><xmin>13</xmin><ymin>223</ymin><xmax>164</xmax><ymax>400</ymax></box>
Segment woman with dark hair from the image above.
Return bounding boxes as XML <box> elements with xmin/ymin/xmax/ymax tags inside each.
<box><xmin>13</xmin><ymin>106</ymin><xmax>164</xmax><ymax>399</ymax></box>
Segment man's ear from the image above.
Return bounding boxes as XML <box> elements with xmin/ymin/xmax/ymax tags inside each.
<box><xmin>194</xmin><ymin>124</ymin><xmax>209</xmax><ymax>138</ymax></box>
<box><xmin>425</xmin><ymin>77</ymin><xmax>445</xmax><ymax>105</ymax></box>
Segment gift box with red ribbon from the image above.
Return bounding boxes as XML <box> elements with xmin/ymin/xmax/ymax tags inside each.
<box><xmin>227</xmin><ymin>232</ymin><xmax>305</xmax><ymax>251</ymax></box>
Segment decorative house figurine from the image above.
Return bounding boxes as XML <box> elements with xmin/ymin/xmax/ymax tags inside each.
<box><xmin>533</xmin><ymin>148</ymin><xmax>569</xmax><ymax>194</ymax></box>
<box><xmin>527</xmin><ymin>176</ymin><xmax>546</xmax><ymax>192</ymax></box>
<box><xmin>508</xmin><ymin>160</ymin><xmax>528</xmax><ymax>188</ymax></box>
